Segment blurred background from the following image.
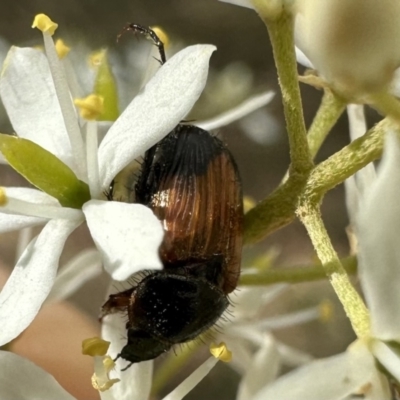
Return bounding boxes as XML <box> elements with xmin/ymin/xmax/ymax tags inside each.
<box><xmin>0</xmin><ymin>1</ymin><xmax>382</xmax><ymax>399</ymax></box>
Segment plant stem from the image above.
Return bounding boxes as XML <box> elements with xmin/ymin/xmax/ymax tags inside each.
<box><xmin>254</xmin><ymin>5</ymin><xmax>313</xmax><ymax>175</ymax></box>
<box><xmin>240</xmin><ymin>256</ymin><xmax>357</xmax><ymax>285</ymax></box>
<box><xmin>244</xmin><ymin>119</ymin><xmax>386</xmax><ymax>244</ymax></box>
<box><xmin>308</xmin><ymin>90</ymin><xmax>346</xmax><ymax>158</ymax></box>
<box><xmin>307</xmin><ymin>119</ymin><xmax>386</xmax><ymax>202</ymax></box>
<box><xmin>297</xmin><ymin>203</ymin><xmax>370</xmax><ymax>338</ymax></box>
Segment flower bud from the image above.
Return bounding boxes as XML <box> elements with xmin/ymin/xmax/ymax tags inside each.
<box><xmin>295</xmin><ymin>0</ymin><xmax>400</xmax><ymax>96</ymax></box>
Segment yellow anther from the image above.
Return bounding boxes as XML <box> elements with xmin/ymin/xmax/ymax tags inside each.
<box><xmin>319</xmin><ymin>299</ymin><xmax>334</xmax><ymax>323</ymax></box>
<box><xmin>151</xmin><ymin>26</ymin><xmax>170</xmax><ymax>48</ymax></box>
<box><xmin>55</xmin><ymin>39</ymin><xmax>70</xmax><ymax>59</ymax></box>
<box><xmin>0</xmin><ymin>187</ymin><xmax>7</xmax><ymax>206</ymax></box>
<box><xmin>89</xmin><ymin>49</ymin><xmax>106</xmax><ymax>68</ymax></box>
<box><xmin>74</xmin><ymin>94</ymin><xmax>104</xmax><ymax>120</ymax></box>
<box><xmin>32</xmin><ymin>14</ymin><xmax>58</xmax><ymax>36</ymax></box>
<box><xmin>243</xmin><ymin>196</ymin><xmax>256</xmax><ymax>213</ymax></box>
<box><xmin>91</xmin><ymin>374</ymin><xmax>120</xmax><ymax>392</ymax></box>
<box><xmin>82</xmin><ymin>337</ymin><xmax>110</xmax><ymax>357</ymax></box>
<box><xmin>102</xmin><ymin>355</ymin><xmax>116</xmax><ymax>372</ymax></box>
<box><xmin>210</xmin><ymin>342</ymin><xmax>232</xmax><ymax>363</ymax></box>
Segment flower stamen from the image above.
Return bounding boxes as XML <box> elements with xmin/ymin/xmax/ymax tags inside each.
<box><xmin>55</xmin><ymin>39</ymin><xmax>70</xmax><ymax>59</ymax></box>
<box><xmin>210</xmin><ymin>342</ymin><xmax>232</xmax><ymax>362</ymax></box>
<box><xmin>82</xmin><ymin>337</ymin><xmax>110</xmax><ymax>356</ymax></box>
<box><xmin>32</xmin><ymin>14</ymin><xmax>58</xmax><ymax>36</ymax></box>
<box><xmin>74</xmin><ymin>94</ymin><xmax>104</xmax><ymax>120</ymax></box>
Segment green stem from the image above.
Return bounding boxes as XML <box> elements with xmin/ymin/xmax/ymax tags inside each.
<box><xmin>297</xmin><ymin>203</ymin><xmax>370</xmax><ymax>338</ymax></box>
<box><xmin>254</xmin><ymin>5</ymin><xmax>312</xmax><ymax>174</ymax></box>
<box><xmin>244</xmin><ymin>119</ymin><xmax>386</xmax><ymax>244</ymax></box>
<box><xmin>308</xmin><ymin>90</ymin><xmax>346</xmax><ymax>158</ymax></box>
<box><xmin>240</xmin><ymin>256</ymin><xmax>357</xmax><ymax>285</ymax></box>
<box><xmin>244</xmin><ymin>176</ymin><xmax>302</xmax><ymax>244</ymax></box>
<box><xmin>307</xmin><ymin>119</ymin><xmax>386</xmax><ymax>202</ymax></box>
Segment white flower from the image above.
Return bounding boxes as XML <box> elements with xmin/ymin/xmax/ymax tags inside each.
<box><xmin>294</xmin><ymin>0</ymin><xmax>400</xmax><ymax>96</ymax></box>
<box><xmin>0</xmin><ymin>14</ymin><xmax>215</xmax><ymax>346</ymax></box>
<box><xmin>0</xmin><ymin>343</ymin><xmax>229</xmax><ymax>400</ymax></box>
<box><xmin>248</xmin><ymin>131</ymin><xmax>400</xmax><ymax>399</ymax></box>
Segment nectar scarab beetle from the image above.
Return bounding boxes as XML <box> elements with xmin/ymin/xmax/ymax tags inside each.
<box><xmin>101</xmin><ymin>24</ymin><xmax>243</xmax><ymax>367</ymax></box>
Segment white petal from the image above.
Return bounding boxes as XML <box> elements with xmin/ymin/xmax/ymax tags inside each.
<box><xmin>0</xmin><ymin>218</ymin><xmax>79</xmax><ymax>345</ymax></box>
<box><xmin>218</xmin><ymin>0</ymin><xmax>254</xmax><ymax>9</ymax></box>
<box><xmin>197</xmin><ymin>91</ymin><xmax>275</xmax><ymax>131</ymax></box>
<box><xmin>102</xmin><ymin>301</ymin><xmax>153</xmax><ymax>400</ymax></box>
<box><xmin>83</xmin><ymin>200</ymin><xmax>163</xmax><ymax>281</ymax></box>
<box><xmin>230</xmin><ymin>287</ymin><xmax>269</xmax><ymax>321</ymax></box>
<box><xmin>358</xmin><ymin>132</ymin><xmax>400</xmax><ymax>341</ymax></box>
<box><xmin>0</xmin><ymin>187</ymin><xmax>58</xmax><ymax>233</ymax></box>
<box><xmin>371</xmin><ymin>340</ymin><xmax>400</xmax><ymax>384</ymax></box>
<box><xmin>0</xmin><ymin>351</ymin><xmax>76</xmax><ymax>400</ymax></box>
<box><xmin>97</xmin><ymin>44</ymin><xmax>216</xmax><ymax>189</ymax></box>
<box><xmin>222</xmin><ymin>337</ymin><xmax>253</xmax><ymax>374</ymax></box>
<box><xmin>237</xmin><ymin>335</ymin><xmax>281</xmax><ymax>400</ymax></box>
<box><xmin>345</xmin><ymin>105</ymin><xmax>376</xmax><ymax>225</ymax></box>
<box><xmin>163</xmin><ymin>356</ymin><xmax>219</xmax><ymax>400</ymax></box>
<box><xmin>276</xmin><ymin>342</ymin><xmax>313</xmax><ymax>367</ymax></box>
<box><xmin>0</xmin><ymin>47</ymin><xmax>76</xmax><ymax>170</ymax></box>
<box><xmin>295</xmin><ymin>46</ymin><xmax>314</xmax><ymax>69</ymax></box>
<box><xmin>253</xmin><ymin>342</ymin><xmax>386</xmax><ymax>400</ymax></box>
<box><xmin>47</xmin><ymin>248</ymin><xmax>102</xmax><ymax>303</ymax></box>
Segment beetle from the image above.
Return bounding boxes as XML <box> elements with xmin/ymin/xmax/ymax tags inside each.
<box><xmin>102</xmin><ymin>24</ymin><xmax>243</xmax><ymax>367</ymax></box>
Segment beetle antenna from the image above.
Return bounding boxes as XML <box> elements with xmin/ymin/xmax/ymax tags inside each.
<box><xmin>117</xmin><ymin>23</ymin><xmax>166</xmax><ymax>65</ymax></box>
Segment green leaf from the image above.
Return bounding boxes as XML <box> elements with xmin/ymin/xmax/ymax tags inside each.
<box><xmin>0</xmin><ymin>134</ymin><xmax>90</xmax><ymax>209</ymax></box>
<box><xmin>94</xmin><ymin>50</ymin><xmax>120</xmax><ymax>121</ymax></box>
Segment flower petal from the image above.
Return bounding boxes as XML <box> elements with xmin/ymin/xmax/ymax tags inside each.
<box><xmin>295</xmin><ymin>46</ymin><xmax>314</xmax><ymax>69</ymax></box>
<box><xmin>0</xmin><ymin>218</ymin><xmax>79</xmax><ymax>345</ymax></box>
<box><xmin>237</xmin><ymin>334</ymin><xmax>281</xmax><ymax>400</ymax></box>
<box><xmin>371</xmin><ymin>340</ymin><xmax>400</xmax><ymax>384</ymax></box>
<box><xmin>358</xmin><ymin>132</ymin><xmax>400</xmax><ymax>341</ymax></box>
<box><xmin>253</xmin><ymin>342</ymin><xmax>389</xmax><ymax>400</ymax></box>
<box><xmin>0</xmin><ymin>187</ymin><xmax>57</xmax><ymax>233</ymax></box>
<box><xmin>163</xmin><ymin>356</ymin><xmax>220</xmax><ymax>400</ymax></box>
<box><xmin>0</xmin><ymin>351</ymin><xmax>76</xmax><ymax>400</ymax></box>
<box><xmin>83</xmin><ymin>200</ymin><xmax>163</xmax><ymax>281</ymax></box>
<box><xmin>97</xmin><ymin>44</ymin><xmax>216</xmax><ymax>189</ymax></box>
<box><xmin>47</xmin><ymin>248</ymin><xmax>102</xmax><ymax>303</ymax></box>
<box><xmin>102</xmin><ymin>302</ymin><xmax>153</xmax><ymax>400</ymax></box>
<box><xmin>0</xmin><ymin>47</ymin><xmax>75</xmax><ymax>170</ymax></box>
<box><xmin>197</xmin><ymin>91</ymin><xmax>275</xmax><ymax>131</ymax></box>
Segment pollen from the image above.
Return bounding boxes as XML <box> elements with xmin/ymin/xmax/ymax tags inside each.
<box><xmin>32</xmin><ymin>14</ymin><xmax>58</xmax><ymax>36</ymax></box>
<box><xmin>55</xmin><ymin>39</ymin><xmax>70</xmax><ymax>59</ymax></box>
<box><xmin>151</xmin><ymin>26</ymin><xmax>170</xmax><ymax>49</ymax></box>
<box><xmin>0</xmin><ymin>187</ymin><xmax>7</xmax><ymax>206</ymax></box>
<box><xmin>89</xmin><ymin>49</ymin><xmax>106</xmax><ymax>68</ymax></box>
<box><xmin>74</xmin><ymin>94</ymin><xmax>104</xmax><ymax>120</ymax></box>
<box><xmin>210</xmin><ymin>342</ymin><xmax>232</xmax><ymax>363</ymax></box>
<box><xmin>319</xmin><ymin>299</ymin><xmax>334</xmax><ymax>322</ymax></box>
<box><xmin>243</xmin><ymin>196</ymin><xmax>256</xmax><ymax>213</ymax></box>
<box><xmin>91</xmin><ymin>373</ymin><xmax>120</xmax><ymax>392</ymax></box>
<box><xmin>82</xmin><ymin>337</ymin><xmax>110</xmax><ymax>357</ymax></box>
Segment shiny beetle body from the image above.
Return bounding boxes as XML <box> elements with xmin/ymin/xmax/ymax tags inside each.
<box><xmin>102</xmin><ymin>125</ymin><xmax>243</xmax><ymax>365</ymax></box>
